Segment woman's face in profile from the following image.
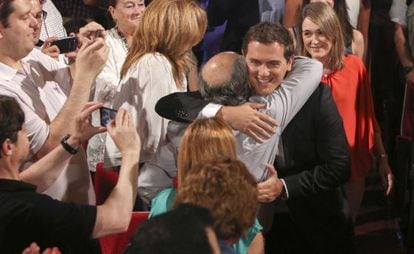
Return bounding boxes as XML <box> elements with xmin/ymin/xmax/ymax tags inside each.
<box><xmin>301</xmin><ymin>17</ymin><xmax>333</xmax><ymax>65</ymax></box>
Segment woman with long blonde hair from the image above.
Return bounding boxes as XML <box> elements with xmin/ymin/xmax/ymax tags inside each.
<box><xmin>104</xmin><ymin>0</ymin><xmax>207</xmax><ymax>166</ymax></box>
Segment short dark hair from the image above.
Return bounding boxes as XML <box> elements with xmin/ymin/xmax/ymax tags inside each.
<box><xmin>242</xmin><ymin>22</ymin><xmax>294</xmax><ymax>62</ymax></box>
<box><xmin>199</xmin><ymin>54</ymin><xmax>250</xmax><ymax>106</ymax></box>
<box><xmin>0</xmin><ymin>95</ymin><xmax>25</xmax><ymax>149</ymax></box>
<box><xmin>0</xmin><ymin>0</ymin><xmax>15</xmax><ymax>28</ymax></box>
<box><xmin>125</xmin><ymin>204</ymin><xmax>214</xmax><ymax>254</ymax></box>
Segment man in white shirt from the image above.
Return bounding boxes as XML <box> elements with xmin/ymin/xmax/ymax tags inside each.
<box><xmin>0</xmin><ymin>0</ymin><xmax>108</xmax><ymax>204</ymax></box>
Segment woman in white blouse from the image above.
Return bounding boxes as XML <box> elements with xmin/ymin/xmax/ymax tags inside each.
<box><xmin>103</xmin><ymin>0</ymin><xmax>207</xmax><ymax>167</ymax></box>
<box><xmin>87</xmin><ymin>0</ymin><xmax>145</xmax><ymax>171</ymax></box>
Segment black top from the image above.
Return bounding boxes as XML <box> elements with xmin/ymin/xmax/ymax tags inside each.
<box><xmin>0</xmin><ymin>179</ymin><xmax>99</xmax><ymax>253</ymax></box>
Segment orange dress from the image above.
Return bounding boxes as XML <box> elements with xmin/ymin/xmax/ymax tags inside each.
<box><xmin>321</xmin><ymin>55</ymin><xmax>378</xmax><ymax>181</ymax></box>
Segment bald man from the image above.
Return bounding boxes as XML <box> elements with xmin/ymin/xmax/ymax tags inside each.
<box><xmin>138</xmin><ymin>52</ymin><xmax>250</xmax><ymax>204</ymax></box>
<box><xmin>138</xmin><ymin>47</ymin><xmax>321</xmax><ymax>204</ymax></box>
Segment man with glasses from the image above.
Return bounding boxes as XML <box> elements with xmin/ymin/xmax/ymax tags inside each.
<box><xmin>31</xmin><ymin>0</ymin><xmax>61</xmax><ymax>59</ymax></box>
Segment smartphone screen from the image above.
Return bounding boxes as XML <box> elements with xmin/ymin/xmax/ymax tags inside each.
<box><xmin>100</xmin><ymin>107</ymin><xmax>118</xmax><ymax>126</ymax></box>
<box><xmin>50</xmin><ymin>37</ymin><xmax>78</xmax><ymax>53</ymax></box>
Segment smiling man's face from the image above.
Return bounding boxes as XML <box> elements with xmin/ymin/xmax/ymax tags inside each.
<box><xmin>245</xmin><ymin>41</ymin><xmax>292</xmax><ymax>96</ymax></box>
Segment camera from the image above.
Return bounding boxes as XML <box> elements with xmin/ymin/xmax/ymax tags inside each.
<box><xmin>99</xmin><ymin>107</ymin><xmax>118</xmax><ymax>127</ymax></box>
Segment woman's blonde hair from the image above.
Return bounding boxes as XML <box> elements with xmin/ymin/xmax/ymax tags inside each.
<box><xmin>298</xmin><ymin>2</ymin><xmax>344</xmax><ymax>71</ymax></box>
<box><xmin>120</xmin><ymin>0</ymin><xmax>207</xmax><ymax>86</ymax></box>
<box><xmin>177</xmin><ymin>118</ymin><xmax>237</xmax><ymax>184</ymax></box>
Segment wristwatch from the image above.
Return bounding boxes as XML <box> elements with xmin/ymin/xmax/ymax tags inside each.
<box><xmin>60</xmin><ymin>134</ymin><xmax>79</xmax><ymax>154</ymax></box>
<box><xmin>402</xmin><ymin>66</ymin><xmax>413</xmax><ymax>76</ymax></box>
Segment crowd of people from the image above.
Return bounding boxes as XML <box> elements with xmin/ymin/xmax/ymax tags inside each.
<box><xmin>0</xmin><ymin>0</ymin><xmax>410</xmax><ymax>253</ymax></box>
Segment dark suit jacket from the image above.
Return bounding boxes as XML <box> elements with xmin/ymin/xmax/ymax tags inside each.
<box><xmin>277</xmin><ymin>84</ymin><xmax>354</xmax><ymax>253</ymax></box>
<box><xmin>155</xmin><ymin>84</ymin><xmax>354</xmax><ymax>253</ymax></box>
<box><xmin>207</xmin><ymin>0</ymin><xmax>260</xmax><ymax>53</ymax></box>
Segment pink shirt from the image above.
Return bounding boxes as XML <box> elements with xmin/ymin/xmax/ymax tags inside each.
<box><xmin>0</xmin><ymin>48</ymin><xmax>95</xmax><ymax>205</ymax></box>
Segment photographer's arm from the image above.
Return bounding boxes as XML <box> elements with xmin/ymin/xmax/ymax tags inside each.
<box><xmin>34</xmin><ymin>38</ymin><xmax>108</xmax><ymax>159</ymax></box>
<box><xmin>93</xmin><ymin>109</ymin><xmax>141</xmax><ymax>238</ymax></box>
<box><xmin>20</xmin><ymin>102</ymin><xmax>106</xmax><ymax>192</ymax></box>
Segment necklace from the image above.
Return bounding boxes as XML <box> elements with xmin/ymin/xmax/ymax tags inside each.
<box><xmin>115</xmin><ymin>27</ymin><xmax>129</xmax><ymax>52</ymax></box>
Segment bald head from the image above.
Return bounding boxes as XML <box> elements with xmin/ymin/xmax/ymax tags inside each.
<box><xmin>199</xmin><ymin>52</ymin><xmax>250</xmax><ymax>106</ymax></box>
<box><xmin>201</xmin><ymin>52</ymin><xmax>240</xmax><ymax>87</ymax></box>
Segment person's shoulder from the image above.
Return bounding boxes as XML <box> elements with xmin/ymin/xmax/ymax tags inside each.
<box><xmin>140</xmin><ymin>52</ymin><xmax>169</xmax><ymax>63</ymax></box>
<box><xmin>149</xmin><ymin>188</ymin><xmax>176</xmax><ymax>218</ymax></box>
<box><xmin>344</xmin><ymin>54</ymin><xmax>363</xmax><ymax>65</ymax></box>
<box><xmin>133</xmin><ymin>53</ymin><xmax>171</xmax><ymax>72</ymax></box>
<box><xmin>154</xmin><ymin>188</ymin><xmax>176</xmax><ymax>201</ymax></box>
<box><xmin>292</xmin><ymin>56</ymin><xmax>323</xmax><ymax>71</ymax></box>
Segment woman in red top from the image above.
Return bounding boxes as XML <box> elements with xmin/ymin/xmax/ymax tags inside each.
<box><xmin>297</xmin><ymin>2</ymin><xmax>393</xmax><ymax>220</ymax></box>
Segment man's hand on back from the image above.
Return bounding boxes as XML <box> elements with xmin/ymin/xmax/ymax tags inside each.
<box><xmin>219</xmin><ymin>102</ymin><xmax>278</xmax><ymax>143</ymax></box>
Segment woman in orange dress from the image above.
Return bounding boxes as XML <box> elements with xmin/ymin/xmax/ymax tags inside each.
<box><xmin>297</xmin><ymin>2</ymin><xmax>393</xmax><ymax>220</ymax></box>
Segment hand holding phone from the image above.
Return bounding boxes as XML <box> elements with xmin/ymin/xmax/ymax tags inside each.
<box><xmin>50</xmin><ymin>36</ymin><xmax>78</xmax><ymax>54</ymax></box>
<box><xmin>100</xmin><ymin>107</ymin><xmax>118</xmax><ymax>127</ymax></box>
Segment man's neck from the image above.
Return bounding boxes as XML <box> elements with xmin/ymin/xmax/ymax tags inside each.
<box><xmin>0</xmin><ymin>164</ymin><xmax>20</xmax><ymax>180</ymax></box>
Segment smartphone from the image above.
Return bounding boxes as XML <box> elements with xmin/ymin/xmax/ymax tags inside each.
<box><xmin>50</xmin><ymin>37</ymin><xmax>78</xmax><ymax>53</ymax></box>
<box><xmin>100</xmin><ymin>107</ymin><xmax>118</xmax><ymax>127</ymax></box>
<box><xmin>95</xmin><ymin>30</ymin><xmax>104</xmax><ymax>38</ymax></box>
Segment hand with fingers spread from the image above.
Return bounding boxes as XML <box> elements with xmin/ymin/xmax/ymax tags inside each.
<box><xmin>220</xmin><ymin>102</ymin><xmax>278</xmax><ymax>143</ymax></box>
<box><xmin>41</xmin><ymin>37</ymin><xmax>60</xmax><ymax>59</ymax></box>
<box><xmin>257</xmin><ymin>164</ymin><xmax>284</xmax><ymax>203</ymax></box>
<box><xmin>107</xmin><ymin>108</ymin><xmax>141</xmax><ymax>156</ymax></box>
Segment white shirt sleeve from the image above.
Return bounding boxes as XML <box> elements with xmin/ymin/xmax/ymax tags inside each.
<box><xmin>390</xmin><ymin>0</ymin><xmax>407</xmax><ymax>26</ymax></box>
<box><xmin>197</xmin><ymin>103</ymin><xmax>223</xmax><ymax>119</ymax></box>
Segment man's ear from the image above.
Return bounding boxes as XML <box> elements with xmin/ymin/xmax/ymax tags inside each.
<box><xmin>108</xmin><ymin>6</ymin><xmax>116</xmax><ymax>21</ymax></box>
<box><xmin>1</xmin><ymin>139</ymin><xmax>13</xmax><ymax>156</ymax></box>
<box><xmin>0</xmin><ymin>25</ymin><xmax>5</xmax><ymax>39</ymax></box>
<box><xmin>0</xmin><ymin>20</ymin><xmax>8</xmax><ymax>40</ymax></box>
<box><xmin>287</xmin><ymin>56</ymin><xmax>294</xmax><ymax>72</ymax></box>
